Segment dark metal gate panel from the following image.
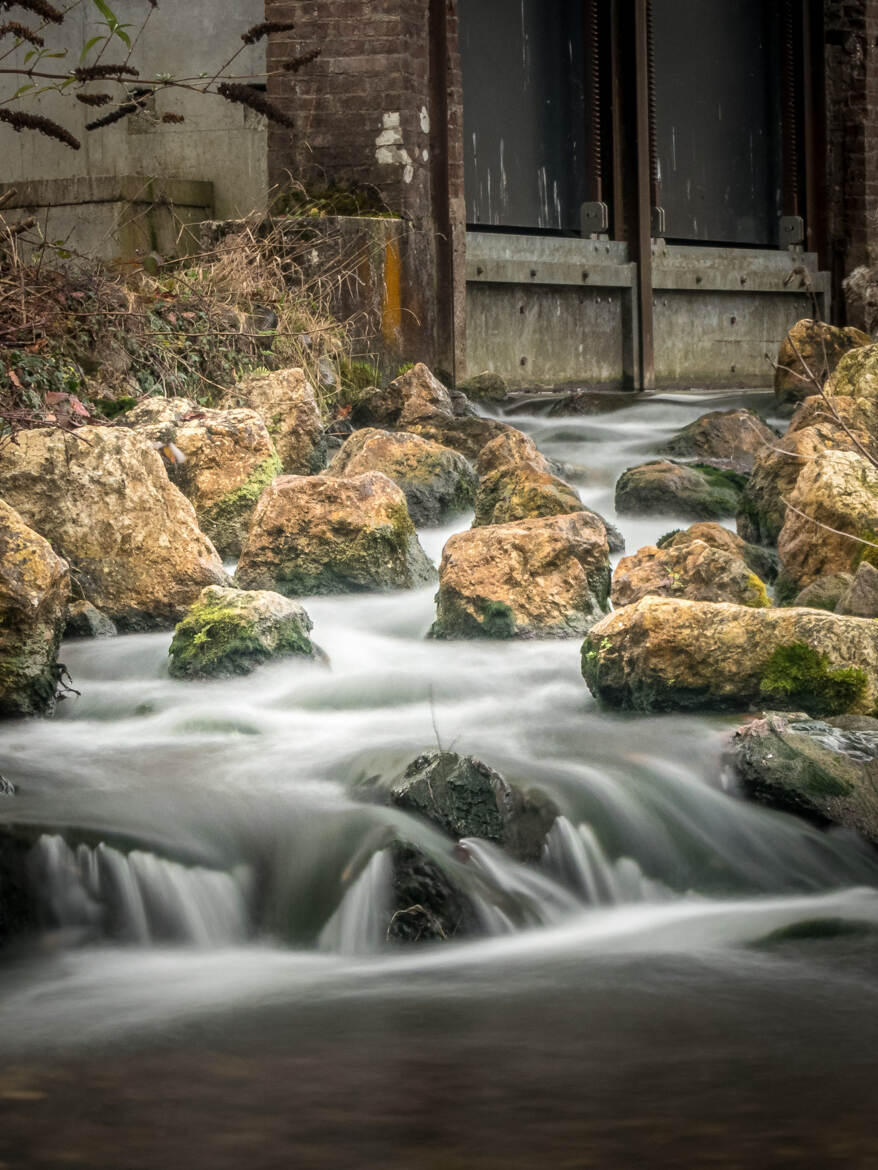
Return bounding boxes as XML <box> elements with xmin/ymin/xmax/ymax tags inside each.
<box><xmin>653</xmin><ymin>0</ymin><xmax>783</xmax><ymax>245</ymax></box>
<box><xmin>460</xmin><ymin>0</ymin><xmax>588</xmax><ymax>231</ymax></box>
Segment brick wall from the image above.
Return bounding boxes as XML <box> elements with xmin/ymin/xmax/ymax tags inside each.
<box><xmin>265</xmin><ymin>0</ymin><xmax>465</xmax><ymax>375</ymax></box>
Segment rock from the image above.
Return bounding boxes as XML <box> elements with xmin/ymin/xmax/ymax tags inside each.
<box><xmin>776</xmin><ymin>450</ymin><xmax>878</xmax><ymax>592</ymax></box>
<box><xmin>792</xmin><ymin>574</ymin><xmax>854</xmax><ymax>612</ymax></box>
<box><xmin>0</xmin><ymin>501</ymin><xmax>70</xmax><ymax>718</ymax></box>
<box><xmin>615</xmin><ymin>461</ymin><xmax>745</xmax><ymax>519</ymax></box>
<box><xmin>386</xmin><ymin>842</ymin><xmax>480</xmax><ymax>944</ymax></box>
<box><xmin>352</xmin><ymin>363</ymin><xmax>454</xmax><ymax>429</ymax></box>
<box><xmin>775</xmin><ymin>319</ymin><xmax>870</xmax><ymax>408</ymax></box>
<box><xmin>787</xmin><ymin>394</ymin><xmax>878</xmax><ymax>461</ymax></box>
<box><xmin>327</xmin><ymin>428</ymin><xmax>476</xmax><ymax>526</ymax></box>
<box><xmin>0</xmin><ymin>775</ymin><xmax>15</xmax><ymax>796</ymax></box>
<box><xmin>727</xmin><ymin>711</ymin><xmax>878</xmax><ymax>843</ymax></box>
<box><xmin>408</xmin><ymin>413</ymin><xmax>516</xmax><ymax>462</ymax></box>
<box><xmin>659</xmin><ymin>409</ymin><xmax>777</xmax><ymax>473</ymax></box>
<box><xmin>473</xmin><ymin>462</ymin><xmax>584</xmax><ymax>527</ymax></box>
<box><xmin>582</xmin><ymin>596</ymin><xmax>878</xmax><ymax>715</ymax></box>
<box><xmin>236</xmin><ymin>472</ymin><xmax>435</xmax><ymax>595</ymax></box>
<box><xmin>222</xmin><ymin>368</ymin><xmax>326</xmax><ymax>475</ymax></box>
<box><xmin>825</xmin><ymin>341</ymin><xmax>878</xmax><ymax>399</ymax></box>
<box><xmin>837</xmin><ymin>562</ymin><xmax>878</xmax><ymax>618</ymax></box>
<box><xmin>126</xmin><ymin>398</ymin><xmax>281</xmax><ymax>559</ymax></box>
<box><xmin>475</xmin><ymin>429</ymin><xmax>550</xmax><ymax>477</ymax></box>
<box><xmin>431</xmin><ymin>511</ymin><xmax>611</xmax><ymax>639</ymax></box>
<box><xmin>660</xmin><ymin>522</ymin><xmax>778</xmax><ymax>582</ymax></box>
<box><xmin>611</xmin><ymin>541</ymin><xmax>770</xmax><ymax>608</ymax></box>
<box><xmin>391</xmin><ymin>751</ymin><xmax>558</xmax><ymax>863</ymax></box>
<box><xmin>457</xmin><ymin>371</ymin><xmax>508</xmax><ymax>404</ymax></box>
<box><xmin>64</xmin><ymin>600</ymin><xmax>117</xmax><ymax>639</ymax></box>
<box><xmin>736</xmin><ymin>415</ymin><xmax>864</xmax><ymax>546</ymax></box>
<box><xmin>0</xmin><ymin>427</ymin><xmax>229</xmax><ymax>630</ymax></box>
<box><xmin>168</xmin><ymin>585</ymin><xmax>315</xmax><ymax>679</ymax></box>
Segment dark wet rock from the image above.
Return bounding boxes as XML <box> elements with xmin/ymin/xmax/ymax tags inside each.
<box><xmin>615</xmin><ymin>461</ymin><xmax>745</xmax><ymax>520</ymax></box>
<box><xmin>386</xmin><ymin>841</ymin><xmax>480</xmax><ymax>944</ymax></box>
<box><xmin>457</xmin><ymin>372</ymin><xmax>508</xmax><ymax>404</ymax></box>
<box><xmin>660</xmin><ymin>409</ymin><xmax>777</xmax><ymax>474</ymax></box>
<box><xmin>837</xmin><ymin>562</ymin><xmax>878</xmax><ymax>618</ymax></box>
<box><xmin>545</xmin><ymin>391</ymin><xmax>636</xmax><ymax>417</ymax></box>
<box><xmin>775</xmin><ymin>319</ymin><xmax>870</xmax><ymax>409</ymax></box>
<box><xmin>0</xmin><ymin>775</ymin><xmax>15</xmax><ymax>796</ymax></box>
<box><xmin>64</xmin><ymin>600</ymin><xmax>117</xmax><ymax>639</ymax></box>
<box><xmin>792</xmin><ymin>574</ymin><xmax>854</xmax><ymax>613</ymax></box>
<box><xmin>727</xmin><ymin>711</ymin><xmax>878</xmax><ymax>843</ymax></box>
<box><xmin>391</xmin><ymin>751</ymin><xmax>558</xmax><ymax>864</ymax></box>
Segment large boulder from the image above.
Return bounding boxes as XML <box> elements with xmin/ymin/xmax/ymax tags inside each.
<box><xmin>431</xmin><ymin>511</ymin><xmax>611</xmax><ymax>639</ymax></box>
<box><xmin>825</xmin><ymin>341</ymin><xmax>878</xmax><ymax>399</ymax></box>
<box><xmin>236</xmin><ymin>472</ymin><xmax>434</xmax><ymax>595</ymax></box>
<box><xmin>327</xmin><ymin>428</ymin><xmax>475</xmax><ymax>526</ymax></box>
<box><xmin>660</xmin><ymin>409</ymin><xmax>776</xmax><ymax>474</ymax></box>
<box><xmin>582</xmin><ymin>596</ymin><xmax>878</xmax><ymax>715</ymax></box>
<box><xmin>660</xmin><ymin>521</ymin><xmax>777</xmax><ymax>582</ymax></box>
<box><xmin>611</xmin><ymin>540</ymin><xmax>769</xmax><ymax>608</ymax></box>
<box><xmin>0</xmin><ymin>501</ymin><xmax>70</xmax><ymax>718</ymax></box>
<box><xmin>615</xmin><ymin>460</ymin><xmax>744</xmax><ymax>520</ymax></box>
<box><xmin>473</xmin><ymin>462</ymin><xmax>583</xmax><ymax>527</ymax></box>
<box><xmin>126</xmin><ymin>398</ymin><xmax>281</xmax><ymax>558</ymax></box>
<box><xmin>0</xmin><ymin>427</ymin><xmax>229</xmax><ymax>629</ymax></box>
<box><xmin>837</xmin><ymin>562</ymin><xmax>878</xmax><ymax>618</ymax></box>
<box><xmin>776</xmin><ymin>450</ymin><xmax>878</xmax><ymax>592</ymax></box>
<box><xmin>221</xmin><ymin>368</ymin><xmax>326</xmax><ymax>475</ymax></box>
<box><xmin>728</xmin><ymin>711</ymin><xmax>878</xmax><ymax>843</ymax></box>
<box><xmin>390</xmin><ymin>751</ymin><xmax>558</xmax><ymax>863</ymax></box>
<box><xmin>775</xmin><ymin>319</ymin><xmax>870</xmax><ymax>408</ymax></box>
<box><xmin>475</xmin><ymin>429</ymin><xmax>551</xmax><ymax>477</ymax></box>
<box><xmin>168</xmin><ymin>585</ymin><xmax>315</xmax><ymax>679</ymax></box>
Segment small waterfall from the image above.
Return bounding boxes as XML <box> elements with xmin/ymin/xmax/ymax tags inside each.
<box><xmin>543</xmin><ymin>817</ymin><xmax>670</xmax><ymax>906</ymax></box>
<box><xmin>318</xmin><ymin>849</ymin><xmax>393</xmax><ymax>955</ymax></box>
<box><xmin>29</xmin><ymin>835</ymin><xmax>251</xmax><ymax>947</ymax></box>
<box><xmin>460</xmin><ymin>837</ymin><xmax>583</xmax><ymax>929</ymax></box>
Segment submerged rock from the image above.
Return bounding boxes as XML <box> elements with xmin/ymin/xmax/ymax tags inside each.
<box><xmin>236</xmin><ymin>472</ymin><xmax>435</xmax><ymax>596</ymax></box>
<box><xmin>0</xmin><ymin>427</ymin><xmax>229</xmax><ymax>629</ymax></box>
<box><xmin>659</xmin><ymin>522</ymin><xmax>777</xmax><ymax>582</ymax></box>
<box><xmin>327</xmin><ymin>428</ymin><xmax>475</xmax><ymax>526</ymax></box>
<box><xmin>391</xmin><ymin>751</ymin><xmax>558</xmax><ymax>864</ymax></box>
<box><xmin>126</xmin><ymin>398</ymin><xmax>281</xmax><ymax>558</ymax></box>
<box><xmin>615</xmin><ymin>460</ymin><xmax>744</xmax><ymax>520</ymax></box>
<box><xmin>660</xmin><ymin>409</ymin><xmax>776</xmax><ymax>474</ymax></box>
<box><xmin>473</xmin><ymin>462</ymin><xmax>584</xmax><ymax>527</ymax></box>
<box><xmin>64</xmin><ymin>600</ymin><xmax>117</xmax><ymax>639</ymax></box>
<box><xmin>777</xmin><ymin>450</ymin><xmax>878</xmax><ymax>593</ymax></box>
<box><xmin>169</xmin><ymin>586</ymin><xmax>315</xmax><ymax>679</ymax></box>
<box><xmin>431</xmin><ymin>511</ymin><xmax>611</xmax><ymax>639</ymax></box>
<box><xmin>386</xmin><ymin>841</ymin><xmax>481</xmax><ymax>944</ymax></box>
<box><xmin>775</xmin><ymin>319</ymin><xmax>870</xmax><ymax>408</ymax></box>
<box><xmin>222</xmin><ymin>367</ymin><xmax>326</xmax><ymax>475</ymax></box>
<box><xmin>582</xmin><ymin>596</ymin><xmax>878</xmax><ymax>715</ymax></box>
<box><xmin>611</xmin><ymin>540</ymin><xmax>769</xmax><ymax>609</ymax></box>
<box><xmin>0</xmin><ymin>500</ymin><xmax>70</xmax><ymax>718</ymax></box>
<box><xmin>727</xmin><ymin>711</ymin><xmax>878</xmax><ymax>843</ymax></box>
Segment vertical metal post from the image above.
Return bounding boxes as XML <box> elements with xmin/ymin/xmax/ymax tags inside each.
<box><xmin>781</xmin><ymin>0</ymin><xmax>800</xmax><ymax>219</ymax></box>
<box><xmin>633</xmin><ymin>0</ymin><xmax>656</xmax><ymax>391</ymax></box>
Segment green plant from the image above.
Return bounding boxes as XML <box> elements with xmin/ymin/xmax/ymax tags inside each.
<box><xmin>759</xmin><ymin>642</ymin><xmax>868</xmax><ymax>716</ymax></box>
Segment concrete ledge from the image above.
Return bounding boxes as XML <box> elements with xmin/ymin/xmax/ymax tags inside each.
<box><xmin>0</xmin><ymin>175</ymin><xmax>213</xmax><ymax>212</ymax></box>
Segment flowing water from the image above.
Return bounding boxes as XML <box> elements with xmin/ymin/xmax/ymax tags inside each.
<box><xmin>2</xmin><ymin>390</ymin><xmax>878</xmax><ymax>1169</ymax></box>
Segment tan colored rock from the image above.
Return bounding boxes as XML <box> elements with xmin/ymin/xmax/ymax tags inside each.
<box><xmin>127</xmin><ymin>398</ymin><xmax>281</xmax><ymax>558</ymax></box>
<box><xmin>787</xmin><ymin>394</ymin><xmax>878</xmax><ymax>460</ymax></box>
<box><xmin>611</xmin><ymin>541</ymin><xmax>769</xmax><ymax>608</ymax></box>
<box><xmin>582</xmin><ymin>596</ymin><xmax>878</xmax><ymax>714</ymax></box>
<box><xmin>473</xmin><ymin>462</ymin><xmax>583</xmax><ymax>527</ymax></box>
<box><xmin>660</xmin><ymin>409</ymin><xmax>776</xmax><ymax>473</ymax></box>
<box><xmin>0</xmin><ymin>500</ymin><xmax>70</xmax><ymax>717</ymax></box>
<box><xmin>236</xmin><ymin>472</ymin><xmax>435</xmax><ymax>595</ymax></box>
<box><xmin>352</xmin><ymin>363</ymin><xmax>455</xmax><ymax>429</ymax></box>
<box><xmin>431</xmin><ymin>511</ymin><xmax>610</xmax><ymax>639</ymax></box>
<box><xmin>327</xmin><ymin>428</ymin><xmax>475</xmax><ymax>526</ymax></box>
<box><xmin>837</xmin><ymin>562</ymin><xmax>878</xmax><ymax>618</ymax></box>
<box><xmin>0</xmin><ymin>427</ymin><xmax>229</xmax><ymax>630</ymax></box>
<box><xmin>775</xmin><ymin>319</ymin><xmax>870</xmax><ymax>407</ymax></box>
<box><xmin>825</xmin><ymin>341</ymin><xmax>878</xmax><ymax>399</ymax></box>
<box><xmin>663</xmin><ymin>521</ymin><xmax>777</xmax><ymax>581</ymax></box>
<box><xmin>777</xmin><ymin>450</ymin><xmax>878</xmax><ymax>591</ymax></box>
<box><xmin>475</xmin><ymin>429</ymin><xmax>550</xmax><ymax>477</ymax></box>
<box><xmin>222</xmin><ymin>368</ymin><xmax>326</xmax><ymax>475</ymax></box>
<box><xmin>408</xmin><ymin>414</ymin><xmax>516</xmax><ymax>462</ymax></box>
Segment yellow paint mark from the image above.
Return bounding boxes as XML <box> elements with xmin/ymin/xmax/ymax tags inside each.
<box><xmin>381</xmin><ymin>238</ymin><xmax>403</xmax><ymax>347</ymax></box>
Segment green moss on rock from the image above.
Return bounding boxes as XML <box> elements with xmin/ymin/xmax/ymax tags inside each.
<box><xmin>199</xmin><ymin>453</ymin><xmax>281</xmax><ymax>558</ymax></box>
<box><xmin>759</xmin><ymin>643</ymin><xmax>868</xmax><ymax>717</ymax></box>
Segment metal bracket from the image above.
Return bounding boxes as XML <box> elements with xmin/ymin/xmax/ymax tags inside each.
<box><xmin>580</xmin><ymin>201</ymin><xmax>609</xmax><ymax>236</ymax></box>
<box><xmin>651</xmin><ymin>206</ymin><xmax>666</xmax><ymax>238</ymax></box>
<box><xmin>779</xmin><ymin>215</ymin><xmax>805</xmax><ymax>247</ymax></box>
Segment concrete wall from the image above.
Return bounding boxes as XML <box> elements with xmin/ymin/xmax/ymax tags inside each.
<box><xmin>0</xmin><ymin>0</ymin><xmax>268</xmax><ymax>238</ymax></box>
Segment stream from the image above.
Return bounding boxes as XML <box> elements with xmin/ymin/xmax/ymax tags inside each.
<box><xmin>2</xmin><ymin>390</ymin><xmax>878</xmax><ymax>1168</ymax></box>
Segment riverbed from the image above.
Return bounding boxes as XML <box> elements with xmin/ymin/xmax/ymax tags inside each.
<box><xmin>2</xmin><ymin>390</ymin><xmax>877</xmax><ymax>1169</ymax></box>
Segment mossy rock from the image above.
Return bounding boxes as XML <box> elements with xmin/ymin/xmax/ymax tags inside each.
<box><xmin>615</xmin><ymin>460</ymin><xmax>744</xmax><ymax>520</ymax></box>
<box><xmin>168</xmin><ymin>586</ymin><xmax>316</xmax><ymax>679</ymax></box>
<box><xmin>758</xmin><ymin>643</ymin><xmax>868</xmax><ymax>717</ymax></box>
